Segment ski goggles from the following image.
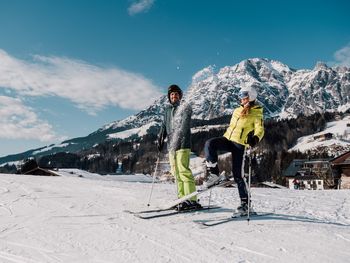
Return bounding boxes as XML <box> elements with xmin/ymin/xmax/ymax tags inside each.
<box><xmin>239</xmin><ymin>90</ymin><xmax>249</xmax><ymax>99</ymax></box>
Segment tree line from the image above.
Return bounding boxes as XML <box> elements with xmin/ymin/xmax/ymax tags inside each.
<box><xmin>5</xmin><ymin>110</ymin><xmax>347</xmax><ymax>183</ymax></box>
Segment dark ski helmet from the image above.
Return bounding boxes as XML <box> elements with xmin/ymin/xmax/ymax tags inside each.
<box><xmin>167</xmin><ymin>84</ymin><xmax>183</xmax><ymax>102</ymax></box>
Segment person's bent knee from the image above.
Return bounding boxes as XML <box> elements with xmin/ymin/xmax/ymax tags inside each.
<box><xmin>205</xmin><ymin>138</ymin><xmax>216</xmax><ymax>150</ymax></box>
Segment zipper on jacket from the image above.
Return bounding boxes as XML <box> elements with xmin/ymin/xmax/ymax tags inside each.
<box><xmin>240</xmin><ymin>128</ymin><xmax>244</xmax><ymax>139</ymax></box>
<box><xmin>229</xmin><ymin>116</ymin><xmax>240</xmax><ymax>139</ymax></box>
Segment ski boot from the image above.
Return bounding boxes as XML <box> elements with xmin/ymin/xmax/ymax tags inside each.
<box><xmin>187</xmin><ymin>200</ymin><xmax>202</xmax><ymax>210</ymax></box>
<box><xmin>174</xmin><ymin>200</ymin><xmax>202</xmax><ymax>211</ymax></box>
<box><xmin>203</xmin><ymin>162</ymin><xmax>225</xmax><ymax>188</ymax></box>
<box><xmin>235</xmin><ymin>200</ymin><xmax>252</xmax><ymax>216</ymax></box>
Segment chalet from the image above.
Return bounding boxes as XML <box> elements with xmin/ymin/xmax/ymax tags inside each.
<box><xmin>22</xmin><ymin>166</ymin><xmax>60</xmax><ymax>176</ymax></box>
<box><xmin>283</xmin><ymin>159</ymin><xmax>333</xmax><ymax>189</ymax></box>
<box><xmin>288</xmin><ymin>174</ymin><xmax>324</xmax><ymax>190</ymax></box>
<box><xmin>313</xmin><ymin>132</ymin><xmax>333</xmax><ymax>141</ymax></box>
<box><xmin>330</xmin><ymin>151</ymin><xmax>350</xmax><ymax>189</ymax></box>
<box><xmin>282</xmin><ymin>159</ymin><xmax>305</xmax><ymax>178</ymax></box>
<box><xmin>18</xmin><ymin>158</ymin><xmax>60</xmax><ymax>176</ymax></box>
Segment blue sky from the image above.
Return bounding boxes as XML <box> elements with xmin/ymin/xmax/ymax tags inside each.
<box><xmin>0</xmin><ymin>0</ymin><xmax>349</xmax><ymax>157</ymax></box>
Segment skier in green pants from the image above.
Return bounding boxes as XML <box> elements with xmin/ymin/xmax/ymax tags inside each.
<box><xmin>157</xmin><ymin>84</ymin><xmax>202</xmax><ymax>211</ymax></box>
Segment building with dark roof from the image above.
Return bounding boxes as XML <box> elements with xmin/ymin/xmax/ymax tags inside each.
<box><xmin>330</xmin><ymin>151</ymin><xmax>350</xmax><ymax>189</ymax></box>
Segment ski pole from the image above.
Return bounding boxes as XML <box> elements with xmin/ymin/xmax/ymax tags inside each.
<box><xmin>173</xmin><ymin>153</ymin><xmax>181</xmax><ymax>210</ymax></box>
<box><xmin>208</xmin><ymin>189</ymin><xmax>213</xmax><ymax>209</ymax></box>
<box><xmin>247</xmin><ymin>148</ymin><xmax>252</xmax><ymax>224</ymax></box>
<box><xmin>147</xmin><ymin>152</ymin><xmax>161</xmax><ymax>207</ymax></box>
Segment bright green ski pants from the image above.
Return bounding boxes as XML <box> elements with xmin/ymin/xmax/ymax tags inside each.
<box><xmin>169</xmin><ymin>148</ymin><xmax>197</xmax><ymax>201</ymax></box>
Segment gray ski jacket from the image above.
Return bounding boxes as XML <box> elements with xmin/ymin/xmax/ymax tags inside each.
<box><xmin>158</xmin><ymin>102</ymin><xmax>192</xmax><ymax>151</ymax></box>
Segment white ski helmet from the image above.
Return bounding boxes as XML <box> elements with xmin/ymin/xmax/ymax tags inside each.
<box><xmin>238</xmin><ymin>87</ymin><xmax>257</xmax><ymax>102</ymax></box>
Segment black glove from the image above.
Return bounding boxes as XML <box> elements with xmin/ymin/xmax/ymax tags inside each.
<box><xmin>247</xmin><ymin>132</ymin><xmax>259</xmax><ymax>147</ymax></box>
<box><xmin>157</xmin><ymin>136</ymin><xmax>164</xmax><ymax>152</ymax></box>
<box><xmin>157</xmin><ymin>129</ymin><xmax>165</xmax><ymax>152</ymax></box>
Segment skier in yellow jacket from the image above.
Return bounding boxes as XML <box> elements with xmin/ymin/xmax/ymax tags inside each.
<box><xmin>203</xmin><ymin>86</ymin><xmax>264</xmax><ymax>214</ymax></box>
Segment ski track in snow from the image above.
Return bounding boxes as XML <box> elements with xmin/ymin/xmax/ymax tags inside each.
<box><xmin>0</xmin><ymin>173</ymin><xmax>349</xmax><ymax>262</ymax></box>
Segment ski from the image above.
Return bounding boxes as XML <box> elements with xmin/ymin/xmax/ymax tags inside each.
<box><xmin>196</xmin><ymin>212</ymin><xmax>273</xmax><ymax>227</ymax></box>
<box><xmin>125</xmin><ymin>172</ymin><xmax>231</xmax><ymax>216</ymax></box>
<box><xmin>159</xmin><ymin>175</ymin><xmax>233</xmax><ymax>211</ymax></box>
<box><xmin>124</xmin><ymin>202</ymin><xmax>210</xmax><ymax>215</ymax></box>
<box><xmin>134</xmin><ymin>205</ymin><xmax>221</xmax><ymax>219</ymax></box>
<box><xmin>124</xmin><ymin>207</ymin><xmax>174</xmax><ymax>215</ymax></box>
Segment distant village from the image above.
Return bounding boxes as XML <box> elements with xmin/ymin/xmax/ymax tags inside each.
<box><xmin>14</xmin><ymin>149</ymin><xmax>350</xmax><ymax>191</ymax></box>
<box><xmin>283</xmin><ymin>151</ymin><xmax>350</xmax><ymax>190</ymax></box>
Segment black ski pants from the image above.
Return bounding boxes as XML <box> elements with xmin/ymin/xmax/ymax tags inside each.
<box><xmin>204</xmin><ymin>136</ymin><xmax>248</xmax><ymax>201</ymax></box>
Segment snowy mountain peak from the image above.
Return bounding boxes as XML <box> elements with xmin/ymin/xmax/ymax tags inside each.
<box><xmin>314</xmin><ymin>61</ymin><xmax>329</xmax><ymax>71</ymax></box>
<box><xmin>191</xmin><ymin>65</ymin><xmax>216</xmax><ymax>85</ymax></box>
<box><xmin>234</xmin><ymin>58</ymin><xmax>291</xmax><ymax>76</ymax></box>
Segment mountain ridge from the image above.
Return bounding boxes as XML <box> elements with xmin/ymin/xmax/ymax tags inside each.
<box><xmin>1</xmin><ymin>58</ymin><xmax>349</xmax><ymax>164</ymax></box>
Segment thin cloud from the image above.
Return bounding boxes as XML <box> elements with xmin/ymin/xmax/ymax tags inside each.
<box><xmin>128</xmin><ymin>0</ymin><xmax>155</xmax><ymax>16</ymax></box>
<box><xmin>331</xmin><ymin>43</ymin><xmax>350</xmax><ymax>67</ymax></box>
<box><xmin>0</xmin><ymin>49</ymin><xmax>161</xmax><ymax>115</ymax></box>
<box><xmin>0</xmin><ymin>95</ymin><xmax>59</xmax><ymax>141</ymax></box>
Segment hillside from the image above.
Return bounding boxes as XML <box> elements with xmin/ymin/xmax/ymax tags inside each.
<box><xmin>289</xmin><ymin>115</ymin><xmax>350</xmax><ymax>155</ymax></box>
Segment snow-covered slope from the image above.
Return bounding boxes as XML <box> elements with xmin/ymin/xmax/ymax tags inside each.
<box><xmin>0</xmin><ymin>173</ymin><xmax>349</xmax><ymax>262</ymax></box>
<box><xmin>289</xmin><ymin>115</ymin><xmax>350</xmax><ymax>155</ymax></box>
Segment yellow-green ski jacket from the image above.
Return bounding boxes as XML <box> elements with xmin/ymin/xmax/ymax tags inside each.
<box><xmin>223</xmin><ymin>103</ymin><xmax>264</xmax><ymax>146</ymax></box>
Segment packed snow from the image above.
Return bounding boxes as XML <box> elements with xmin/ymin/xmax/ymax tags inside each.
<box><xmin>0</xmin><ymin>172</ymin><xmax>349</xmax><ymax>263</ymax></box>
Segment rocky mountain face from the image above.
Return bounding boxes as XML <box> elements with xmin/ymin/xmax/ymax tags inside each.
<box><xmin>86</xmin><ymin>58</ymin><xmax>350</xmax><ymax>139</ymax></box>
<box><xmin>188</xmin><ymin>59</ymin><xmax>349</xmax><ymax>119</ymax></box>
<box><xmin>1</xmin><ymin>58</ymin><xmax>349</xmax><ymax>164</ymax></box>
